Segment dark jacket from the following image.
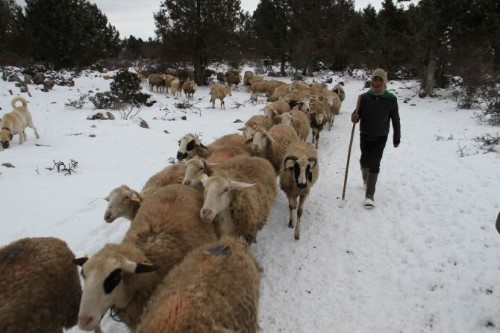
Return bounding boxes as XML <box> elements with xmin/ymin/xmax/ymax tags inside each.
<box><xmin>358</xmin><ymin>90</ymin><xmax>401</xmax><ymax>145</ymax></box>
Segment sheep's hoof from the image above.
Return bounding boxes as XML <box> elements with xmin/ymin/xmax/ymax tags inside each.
<box><xmin>294</xmin><ymin>233</ymin><xmax>300</xmax><ymax>240</ymax></box>
<box><xmin>288</xmin><ymin>221</ymin><xmax>293</xmax><ymax>228</ymax></box>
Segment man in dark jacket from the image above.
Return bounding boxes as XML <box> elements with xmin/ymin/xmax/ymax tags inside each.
<box><xmin>351</xmin><ymin>68</ymin><xmax>401</xmax><ymax>208</ymax></box>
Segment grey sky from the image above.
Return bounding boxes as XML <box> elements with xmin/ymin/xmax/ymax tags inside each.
<box><xmin>16</xmin><ymin>0</ymin><xmax>384</xmax><ymax>40</ymax></box>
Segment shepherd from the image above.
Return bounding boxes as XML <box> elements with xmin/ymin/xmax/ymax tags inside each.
<box><xmin>351</xmin><ymin>68</ymin><xmax>401</xmax><ymax>208</ymax></box>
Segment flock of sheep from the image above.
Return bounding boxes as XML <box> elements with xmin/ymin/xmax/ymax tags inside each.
<box><xmin>0</xmin><ymin>69</ymin><xmax>346</xmax><ymax>333</ymax></box>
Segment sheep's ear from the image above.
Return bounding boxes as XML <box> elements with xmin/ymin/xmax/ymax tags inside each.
<box><xmin>130</xmin><ymin>192</ymin><xmax>143</xmax><ymax>203</ymax></box>
<box><xmin>283</xmin><ymin>156</ymin><xmax>296</xmax><ymax>169</ymax></box>
<box><xmin>104</xmin><ymin>195</ymin><xmax>110</xmax><ymax>202</ymax></box>
<box><xmin>73</xmin><ymin>257</ymin><xmax>88</xmax><ymax>266</ymax></box>
<box><xmin>199</xmin><ymin>173</ymin><xmax>210</xmax><ymax>186</ymax></box>
<box><xmin>308</xmin><ymin>157</ymin><xmax>317</xmax><ymax>169</ymax></box>
<box><xmin>266</xmin><ymin>132</ymin><xmax>276</xmax><ymax>145</ymax></box>
<box><xmin>135</xmin><ymin>262</ymin><xmax>158</xmax><ymax>274</ymax></box>
<box><xmin>245</xmin><ymin>137</ymin><xmax>253</xmax><ymax>144</ymax></box>
<box><xmin>228</xmin><ymin>180</ymin><xmax>255</xmax><ymax>190</ymax></box>
<box><xmin>237</xmin><ymin>126</ymin><xmax>245</xmax><ymax>131</ymax></box>
<box><xmin>199</xmin><ymin>143</ymin><xmax>209</xmax><ymax>149</ymax></box>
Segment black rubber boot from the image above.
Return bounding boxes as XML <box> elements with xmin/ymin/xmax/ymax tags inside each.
<box><xmin>364</xmin><ymin>172</ymin><xmax>378</xmax><ymax>208</ymax></box>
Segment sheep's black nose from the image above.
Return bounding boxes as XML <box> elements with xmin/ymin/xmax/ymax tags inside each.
<box><xmin>2</xmin><ymin>141</ymin><xmax>9</xmax><ymax>149</ymax></box>
<box><xmin>177</xmin><ymin>151</ymin><xmax>187</xmax><ymax>160</ymax></box>
<box><xmin>297</xmin><ymin>183</ymin><xmax>307</xmax><ymax>190</ymax></box>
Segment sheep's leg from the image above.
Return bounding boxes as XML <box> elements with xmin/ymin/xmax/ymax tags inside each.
<box><xmin>287</xmin><ymin>196</ymin><xmax>297</xmax><ymax>228</ymax></box>
<box><xmin>294</xmin><ymin>194</ymin><xmax>307</xmax><ymax>240</ymax></box>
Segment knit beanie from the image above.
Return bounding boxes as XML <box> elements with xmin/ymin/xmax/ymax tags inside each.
<box><xmin>370</xmin><ymin>68</ymin><xmax>387</xmax><ymax>96</ymax></box>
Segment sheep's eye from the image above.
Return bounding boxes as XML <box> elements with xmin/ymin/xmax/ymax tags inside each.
<box><xmin>222</xmin><ymin>187</ymin><xmax>229</xmax><ymax>194</ymax></box>
<box><xmin>124</xmin><ymin>195</ymin><xmax>130</xmax><ymax>200</ymax></box>
<box><xmin>186</xmin><ymin>140</ymin><xmax>195</xmax><ymax>151</ymax></box>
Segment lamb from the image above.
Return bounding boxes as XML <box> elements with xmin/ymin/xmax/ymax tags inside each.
<box><xmin>182</xmin><ymin>79</ymin><xmax>197</xmax><ymax>99</ymax></box>
<box><xmin>210</xmin><ymin>83</ymin><xmax>232</xmax><ymax>109</ymax></box>
<box><xmin>199</xmin><ymin>155</ymin><xmax>277</xmax><ymax>243</ymax></box>
<box><xmin>248</xmin><ymin>124</ymin><xmax>299</xmax><ymax>173</ymax></box>
<box><xmin>279</xmin><ymin>141</ymin><xmax>319</xmax><ymax>240</ymax></box>
<box><xmin>0</xmin><ymin>237</ymin><xmax>83</xmax><ymax>333</ymax></box>
<box><xmin>103</xmin><ymin>163</ymin><xmax>186</xmax><ymax>223</ymax></box>
<box><xmin>278</xmin><ymin>109</ymin><xmax>310</xmax><ymax>141</ymax></box>
<box><xmin>147</xmin><ymin>74</ymin><xmax>165</xmax><ymax>92</ymax></box>
<box><xmin>136</xmin><ymin>236</ymin><xmax>261</xmax><ymax>333</ymax></box>
<box><xmin>75</xmin><ymin>184</ymin><xmax>218</xmax><ymax>331</ymax></box>
<box><xmin>332</xmin><ymin>83</ymin><xmax>345</xmax><ymax>102</ymax></box>
<box><xmin>239</xmin><ymin>114</ymin><xmax>272</xmax><ymax>139</ymax></box>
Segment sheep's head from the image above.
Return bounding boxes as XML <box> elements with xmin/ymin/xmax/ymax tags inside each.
<box><xmin>199</xmin><ymin>174</ymin><xmax>254</xmax><ymax>223</ymax></box>
<box><xmin>247</xmin><ymin>128</ymin><xmax>270</xmax><ymax>153</ymax></box>
<box><xmin>177</xmin><ymin>133</ymin><xmax>207</xmax><ymax>160</ymax></box>
<box><xmin>283</xmin><ymin>156</ymin><xmax>317</xmax><ymax>190</ymax></box>
<box><xmin>182</xmin><ymin>156</ymin><xmax>214</xmax><ymax>186</ymax></box>
<box><xmin>103</xmin><ymin>185</ymin><xmax>142</xmax><ymax>223</ymax></box>
<box><xmin>74</xmin><ymin>248</ymin><xmax>158</xmax><ymax>331</ymax></box>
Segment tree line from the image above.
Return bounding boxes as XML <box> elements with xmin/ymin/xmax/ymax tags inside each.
<box><xmin>1</xmin><ymin>0</ymin><xmax>498</xmax><ymax>97</ymax></box>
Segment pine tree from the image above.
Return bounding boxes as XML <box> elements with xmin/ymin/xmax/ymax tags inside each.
<box><xmin>24</xmin><ymin>0</ymin><xmax>120</xmax><ymax>68</ymax></box>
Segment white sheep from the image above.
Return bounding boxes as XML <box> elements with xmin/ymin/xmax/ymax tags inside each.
<box><xmin>75</xmin><ymin>184</ymin><xmax>218</xmax><ymax>331</ymax></box>
<box><xmin>103</xmin><ymin>162</ymin><xmax>186</xmax><ymax>223</ymax></box>
<box><xmin>136</xmin><ymin>236</ymin><xmax>261</xmax><ymax>333</ymax></box>
<box><xmin>210</xmin><ymin>83</ymin><xmax>232</xmax><ymax>109</ymax></box>
<box><xmin>0</xmin><ymin>237</ymin><xmax>83</xmax><ymax>333</ymax></box>
<box><xmin>278</xmin><ymin>109</ymin><xmax>310</xmax><ymax>141</ymax></box>
<box><xmin>163</xmin><ymin>74</ymin><xmax>176</xmax><ymax>93</ymax></box>
<box><xmin>279</xmin><ymin>141</ymin><xmax>319</xmax><ymax>240</ymax></box>
<box><xmin>199</xmin><ymin>155</ymin><xmax>277</xmax><ymax>243</ymax></box>
<box><xmin>243</xmin><ymin>70</ymin><xmax>254</xmax><ymax>92</ymax></box>
<box><xmin>248</xmin><ymin>124</ymin><xmax>299</xmax><ymax>173</ymax></box>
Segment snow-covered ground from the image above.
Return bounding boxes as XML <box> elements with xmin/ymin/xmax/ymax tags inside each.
<box><xmin>1</xmin><ymin>67</ymin><xmax>499</xmax><ymax>332</ymax></box>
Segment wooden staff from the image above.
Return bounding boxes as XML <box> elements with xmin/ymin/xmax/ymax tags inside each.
<box><xmin>341</xmin><ymin>95</ymin><xmax>361</xmax><ymax>202</ymax></box>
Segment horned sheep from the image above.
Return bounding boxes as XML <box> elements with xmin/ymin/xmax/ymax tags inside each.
<box><xmin>75</xmin><ymin>184</ymin><xmax>217</xmax><ymax>331</ymax></box>
<box><xmin>248</xmin><ymin>124</ymin><xmax>299</xmax><ymax>173</ymax></box>
<box><xmin>0</xmin><ymin>237</ymin><xmax>83</xmax><ymax>333</ymax></box>
<box><xmin>136</xmin><ymin>236</ymin><xmax>261</xmax><ymax>333</ymax></box>
<box><xmin>199</xmin><ymin>155</ymin><xmax>277</xmax><ymax>243</ymax></box>
<box><xmin>210</xmin><ymin>83</ymin><xmax>232</xmax><ymax>109</ymax></box>
<box><xmin>279</xmin><ymin>141</ymin><xmax>319</xmax><ymax>240</ymax></box>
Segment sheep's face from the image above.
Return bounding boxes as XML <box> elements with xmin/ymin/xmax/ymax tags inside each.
<box><xmin>177</xmin><ymin>134</ymin><xmax>200</xmax><ymax>160</ymax></box>
<box><xmin>250</xmin><ymin>130</ymin><xmax>268</xmax><ymax>153</ymax></box>
<box><xmin>103</xmin><ymin>186</ymin><xmax>141</xmax><ymax>223</ymax></box>
<box><xmin>182</xmin><ymin>157</ymin><xmax>205</xmax><ymax>186</ymax></box>
<box><xmin>284</xmin><ymin>157</ymin><xmax>317</xmax><ymax>190</ymax></box>
<box><xmin>75</xmin><ymin>255</ymin><xmax>157</xmax><ymax>331</ymax></box>
<box><xmin>199</xmin><ymin>174</ymin><xmax>254</xmax><ymax>223</ymax></box>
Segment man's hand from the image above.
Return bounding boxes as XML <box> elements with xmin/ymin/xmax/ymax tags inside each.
<box><xmin>351</xmin><ymin>113</ymin><xmax>359</xmax><ymax>124</ymax></box>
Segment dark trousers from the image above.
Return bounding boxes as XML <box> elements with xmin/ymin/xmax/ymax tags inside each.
<box><xmin>359</xmin><ymin>135</ymin><xmax>388</xmax><ymax>174</ymax></box>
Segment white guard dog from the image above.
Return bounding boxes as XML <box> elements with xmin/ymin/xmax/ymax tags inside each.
<box><xmin>0</xmin><ymin>96</ymin><xmax>40</xmax><ymax>149</ymax></box>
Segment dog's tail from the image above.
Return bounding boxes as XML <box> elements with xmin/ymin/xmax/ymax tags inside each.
<box><xmin>11</xmin><ymin>96</ymin><xmax>28</xmax><ymax>110</ymax></box>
